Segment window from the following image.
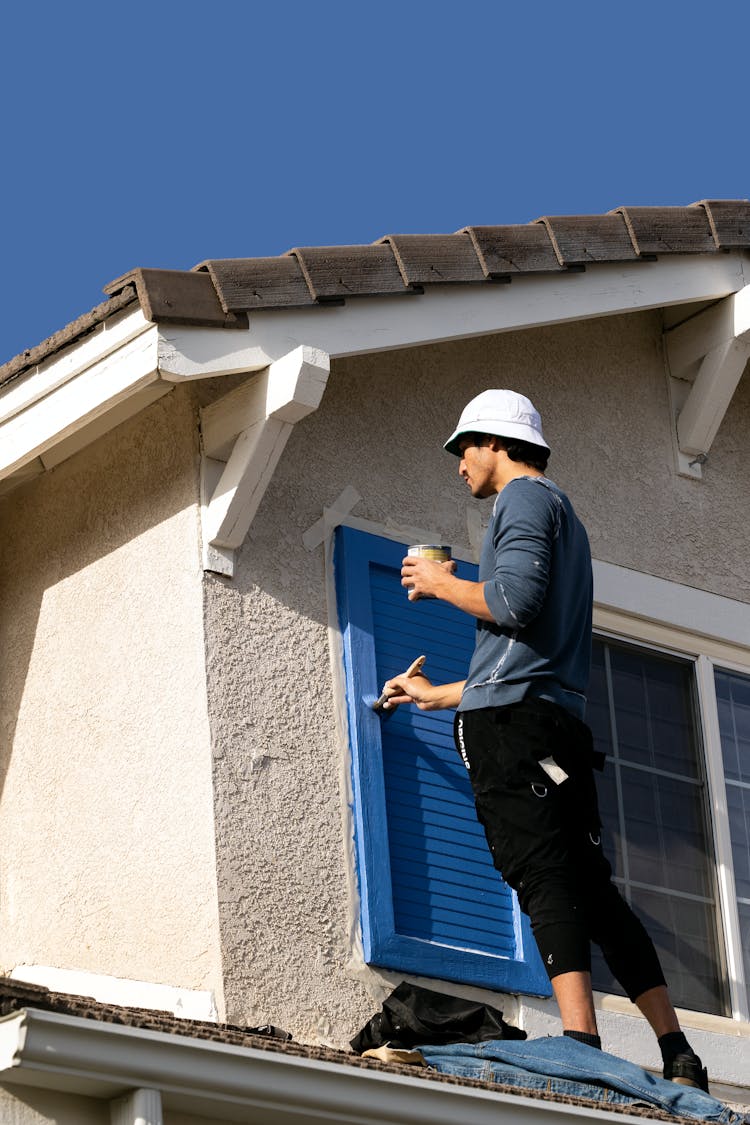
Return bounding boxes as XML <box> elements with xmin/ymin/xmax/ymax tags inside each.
<box><xmin>587</xmin><ymin>639</ymin><xmax>725</xmax><ymax>1015</ymax></box>
<box><xmin>335</xmin><ymin>524</ymin><xmax>750</xmax><ymax>1017</ymax></box>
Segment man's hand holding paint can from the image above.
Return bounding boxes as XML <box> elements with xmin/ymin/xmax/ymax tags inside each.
<box><xmin>403</xmin><ymin>544</ymin><xmax>455</xmax><ymax>600</ymax></box>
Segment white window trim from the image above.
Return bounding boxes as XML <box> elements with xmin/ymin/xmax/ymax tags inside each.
<box><xmin>592</xmin><ymin>559</ymin><xmax>750</xmax><ymax>1022</ymax></box>
<box><xmin>695</xmin><ymin>658</ymin><xmax>748</xmax><ymax>1021</ymax></box>
<box><xmin>592</xmin><ymin>560</ymin><xmax>750</xmax><ymax>662</ymax></box>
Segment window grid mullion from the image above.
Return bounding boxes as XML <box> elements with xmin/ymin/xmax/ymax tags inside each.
<box><xmin>603</xmin><ymin>645</ymin><xmax>631</xmax><ymax>892</ymax></box>
<box><xmin>695</xmin><ymin>655</ymin><xmax>749</xmax><ymax>1021</ymax></box>
<box><xmin>610</xmin><ymin>760</ymin><xmax>702</xmax><ymax>786</ymax></box>
<box><xmin>611</xmin><ymin>875</ymin><xmax>715</xmax><ymax>906</ymax></box>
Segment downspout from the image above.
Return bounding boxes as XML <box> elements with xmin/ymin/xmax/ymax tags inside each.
<box><xmin>110</xmin><ymin>1088</ymin><xmax>162</xmax><ymax>1125</ymax></box>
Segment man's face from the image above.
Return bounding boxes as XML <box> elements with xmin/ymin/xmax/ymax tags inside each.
<box><xmin>458</xmin><ymin>436</ymin><xmax>496</xmax><ymax>498</ymax></box>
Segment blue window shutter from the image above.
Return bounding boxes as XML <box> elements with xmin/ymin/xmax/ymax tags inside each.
<box><xmin>335</xmin><ymin>525</ymin><xmax>550</xmax><ymax>995</ymax></box>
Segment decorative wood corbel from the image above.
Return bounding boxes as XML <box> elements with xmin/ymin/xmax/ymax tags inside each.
<box><xmin>665</xmin><ymin>285</ymin><xmax>750</xmax><ymax>478</ymax></box>
<box><xmin>199</xmin><ymin>345</ymin><xmax>330</xmax><ymax>575</ymax></box>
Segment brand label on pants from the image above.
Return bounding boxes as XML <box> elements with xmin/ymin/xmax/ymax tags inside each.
<box><xmin>456</xmin><ymin>715</ymin><xmax>471</xmax><ymax>771</ymax></box>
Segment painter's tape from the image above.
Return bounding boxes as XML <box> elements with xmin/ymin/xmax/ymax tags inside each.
<box><xmin>302</xmin><ymin>485</ymin><xmax>362</xmax><ymax>551</ymax></box>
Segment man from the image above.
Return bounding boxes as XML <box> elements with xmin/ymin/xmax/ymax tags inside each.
<box><xmin>384</xmin><ymin>389</ymin><xmax>708</xmax><ymax>1090</ymax></box>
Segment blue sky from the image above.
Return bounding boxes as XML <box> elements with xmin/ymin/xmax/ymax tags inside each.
<box><xmin>2</xmin><ymin>0</ymin><xmax>748</xmax><ymax>365</ymax></box>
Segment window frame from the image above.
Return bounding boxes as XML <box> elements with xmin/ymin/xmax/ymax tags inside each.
<box><xmin>588</xmin><ymin>630</ymin><xmax>731</xmax><ymax>1015</ymax></box>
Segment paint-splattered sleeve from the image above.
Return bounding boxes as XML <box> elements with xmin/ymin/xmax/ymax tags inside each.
<box><xmin>482</xmin><ymin>479</ymin><xmax>559</xmax><ymax>629</ymax></box>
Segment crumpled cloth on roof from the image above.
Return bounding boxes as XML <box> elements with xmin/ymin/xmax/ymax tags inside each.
<box><xmin>419</xmin><ymin>1037</ymin><xmax>745</xmax><ymax>1123</ymax></box>
<box><xmin>350</xmin><ymin>980</ymin><xmax>525</xmax><ymax>1053</ymax></box>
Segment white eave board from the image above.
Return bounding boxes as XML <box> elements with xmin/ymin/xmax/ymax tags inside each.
<box><xmin>0</xmin><ymin>326</ymin><xmax>163</xmax><ymax>481</ymax></box>
<box><xmin>157</xmin><ymin>253</ymin><xmax>750</xmax><ymax>379</ymax></box>
<box><xmin>0</xmin><ymin>306</ymin><xmax>153</xmax><ymax>424</ymax></box>
<box><xmin>1</xmin><ymin>252</ymin><xmax>747</xmax><ymax>486</ymax></box>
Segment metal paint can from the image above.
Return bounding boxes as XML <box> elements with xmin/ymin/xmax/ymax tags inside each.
<box><xmin>406</xmin><ymin>544</ymin><xmax>452</xmax><ymax>599</ymax></box>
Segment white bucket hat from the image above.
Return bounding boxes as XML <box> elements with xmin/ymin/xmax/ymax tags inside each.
<box><xmin>444</xmin><ymin>389</ymin><xmax>549</xmax><ymax>457</ymax></box>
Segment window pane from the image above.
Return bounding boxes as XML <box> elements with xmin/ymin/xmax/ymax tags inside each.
<box><xmin>726</xmin><ymin>783</ymin><xmax>750</xmax><ymax>901</ymax></box>
<box><xmin>588</xmin><ymin>639</ymin><xmax>724</xmax><ymax>1015</ymax></box>
<box><xmin>591</xmin><ymin>889</ymin><xmax>725</xmax><ymax>1016</ymax></box>
<box><xmin>628</xmin><ymin>890</ymin><xmax>724</xmax><ymax>1017</ymax></box>
<box><xmin>588</xmin><ymin>642</ymin><xmax>613</xmax><ymax>758</ymax></box>
<box><xmin>609</xmin><ymin>647</ymin><xmax>698</xmax><ymax>776</ymax></box>
<box><xmin>715</xmin><ymin>669</ymin><xmax>750</xmax><ymax>784</ymax></box>
<box><xmin>621</xmin><ymin>768</ymin><xmax>714</xmax><ymax>899</ymax></box>
<box><xmin>596</xmin><ymin>762</ymin><xmax>624</xmax><ymax>880</ymax></box>
<box><xmin>739</xmin><ymin>903</ymin><xmax>750</xmax><ymax>1003</ymax></box>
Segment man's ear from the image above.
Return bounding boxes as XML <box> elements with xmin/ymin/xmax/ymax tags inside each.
<box><xmin>485</xmin><ymin>434</ymin><xmax>504</xmax><ymax>452</ymax></box>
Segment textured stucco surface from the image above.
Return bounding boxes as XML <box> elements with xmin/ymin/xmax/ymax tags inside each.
<box><xmin>0</xmin><ymin>1086</ymin><xmax>107</xmax><ymax>1124</ymax></box>
<box><xmin>0</xmin><ymin>388</ymin><xmax>223</xmax><ymax>1002</ymax></box>
<box><xmin>204</xmin><ymin>309</ymin><xmax>750</xmax><ymax>1049</ymax></box>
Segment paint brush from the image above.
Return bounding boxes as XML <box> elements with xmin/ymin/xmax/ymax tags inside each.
<box><xmin>372</xmin><ymin>655</ymin><xmax>426</xmax><ymax>712</ymax></box>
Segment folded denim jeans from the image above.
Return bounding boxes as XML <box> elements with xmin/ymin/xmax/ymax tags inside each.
<box><xmin>419</xmin><ymin>1037</ymin><xmax>743</xmax><ymax>1123</ymax></box>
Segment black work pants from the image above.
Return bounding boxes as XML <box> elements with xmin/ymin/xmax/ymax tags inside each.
<box><xmin>455</xmin><ymin>699</ymin><xmax>666</xmax><ymax>1001</ymax></box>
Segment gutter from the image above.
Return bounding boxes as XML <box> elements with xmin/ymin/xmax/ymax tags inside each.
<box><xmin>0</xmin><ymin>1007</ymin><xmax>648</xmax><ymax>1125</ymax></box>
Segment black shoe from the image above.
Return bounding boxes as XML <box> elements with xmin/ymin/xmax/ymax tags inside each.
<box><xmin>663</xmin><ymin>1053</ymin><xmax>709</xmax><ymax>1093</ymax></box>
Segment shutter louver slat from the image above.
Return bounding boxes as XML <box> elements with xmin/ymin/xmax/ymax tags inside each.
<box><xmin>388</xmin><ymin>850</ymin><xmax>504</xmax><ymax>891</ymax></box>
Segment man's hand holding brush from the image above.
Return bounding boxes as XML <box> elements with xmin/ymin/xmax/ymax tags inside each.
<box><xmin>377</xmin><ymin>656</ymin><xmax>466</xmax><ymax>712</ymax></box>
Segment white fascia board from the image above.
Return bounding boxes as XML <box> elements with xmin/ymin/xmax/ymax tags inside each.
<box><xmin>0</xmin><ymin>1007</ymin><xmax>643</xmax><ymax>1125</ymax></box>
<box><xmin>0</xmin><ymin>307</ymin><xmax>152</xmax><ymax>425</ymax></box>
<box><xmin>157</xmin><ymin>253</ymin><xmax>750</xmax><ymax>380</ymax></box>
<box><xmin>0</xmin><ymin>323</ymin><xmax>163</xmax><ymax>482</ymax></box>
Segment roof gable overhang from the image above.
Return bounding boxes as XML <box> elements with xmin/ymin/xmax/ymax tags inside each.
<box><xmin>156</xmin><ymin>251</ymin><xmax>748</xmax><ymax>375</ymax></box>
<box><xmin>1</xmin><ymin>247</ymin><xmax>748</xmax><ymax>572</ymax></box>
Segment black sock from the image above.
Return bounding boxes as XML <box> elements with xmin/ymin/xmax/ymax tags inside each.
<box><xmin>564</xmin><ymin>1030</ymin><xmax>601</xmax><ymax>1050</ymax></box>
<box><xmin>658</xmin><ymin>1031</ymin><xmax>694</xmax><ymax>1064</ymax></box>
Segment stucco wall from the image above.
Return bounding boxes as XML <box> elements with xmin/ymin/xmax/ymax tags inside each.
<box><xmin>204</xmin><ymin>308</ymin><xmax>750</xmax><ymax>1049</ymax></box>
<box><xmin>0</xmin><ymin>1085</ymin><xmax>107</xmax><ymax>1124</ymax></box>
<box><xmin>0</xmin><ymin>388</ymin><xmax>223</xmax><ymax>1004</ymax></box>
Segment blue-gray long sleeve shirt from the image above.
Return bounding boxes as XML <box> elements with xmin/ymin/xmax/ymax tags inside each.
<box><xmin>458</xmin><ymin>476</ymin><xmax>593</xmax><ymax>720</ymax></box>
